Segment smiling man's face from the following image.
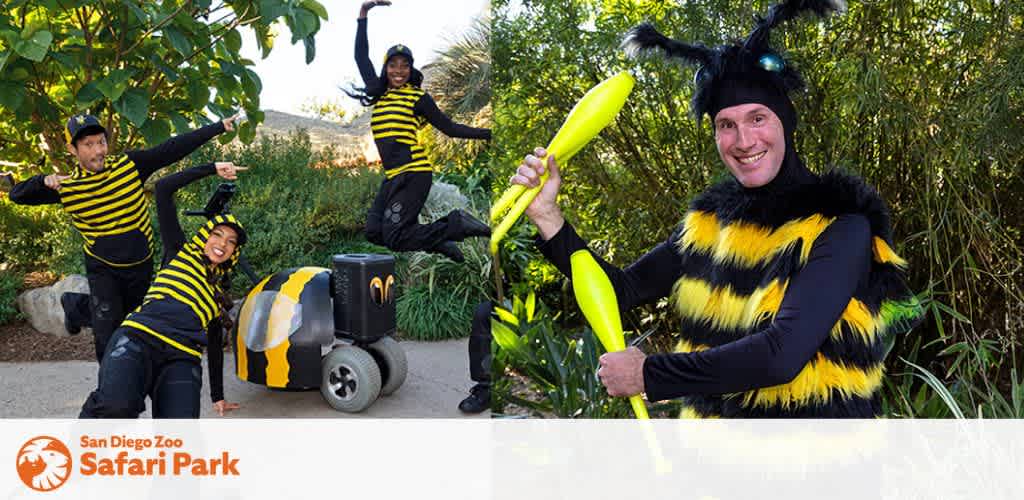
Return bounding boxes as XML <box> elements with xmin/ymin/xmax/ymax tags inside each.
<box><xmin>713</xmin><ymin>103</ymin><xmax>785</xmax><ymax>188</ymax></box>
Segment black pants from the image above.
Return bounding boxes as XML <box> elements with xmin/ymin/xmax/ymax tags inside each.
<box><xmin>365</xmin><ymin>171</ymin><xmax>464</xmax><ymax>252</ymax></box>
<box><xmin>469</xmin><ymin>301</ymin><xmax>493</xmax><ymax>384</ymax></box>
<box><xmin>83</xmin><ymin>255</ymin><xmax>153</xmax><ymax>363</ymax></box>
<box><xmin>79</xmin><ymin>328</ymin><xmax>202</xmax><ymax>419</ymax></box>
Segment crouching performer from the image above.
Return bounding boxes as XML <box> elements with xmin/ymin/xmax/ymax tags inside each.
<box><xmin>80</xmin><ymin>161</ymin><xmax>247</xmax><ymax>418</ymax></box>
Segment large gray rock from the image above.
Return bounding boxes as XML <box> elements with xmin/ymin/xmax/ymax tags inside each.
<box><xmin>16</xmin><ymin>275</ymin><xmax>91</xmax><ymax>337</ymax></box>
<box><xmin>420</xmin><ymin>180</ymin><xmax>470</xmax><ymax>222</ymax></box>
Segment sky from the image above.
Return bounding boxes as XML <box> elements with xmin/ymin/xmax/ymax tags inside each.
<box><xmin>240</xmin><ymin>0</ymin><xmax>490</xmax><ymax>118</ymax></box>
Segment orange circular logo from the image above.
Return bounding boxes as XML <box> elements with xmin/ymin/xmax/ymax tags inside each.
<box><xmin>16</xmin><ymin>436</ymin><xmax>72</xmax><ymax>492</ymax></box>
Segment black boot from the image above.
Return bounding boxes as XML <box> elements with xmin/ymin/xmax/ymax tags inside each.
<box><xmin>458</xmin><ymin>383</ymin><xmax>491</xmax><ymax>414</ymax></box>
<box><xmin>61</xmin><ymin>292</ymin><xmax>91</xmax><ymax>335</ymax></box>
<box><xmin>452</xmin><ymin>210</ymin><xmax>491</xmax><ymax>239</ymax></box>
<box><xmin>431</xmin><ymin>241</ymin><xmax>465</xmax><ymax>263</ymax></box>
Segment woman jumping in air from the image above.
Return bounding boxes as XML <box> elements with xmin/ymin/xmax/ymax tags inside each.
<box><xmin>347</xmin><ymin>0</ymin><xmax>491</xmax><ymax>263</ymax></box>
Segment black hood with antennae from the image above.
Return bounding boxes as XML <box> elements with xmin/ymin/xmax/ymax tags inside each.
<box><xmin>622</xmin><ymin>0</ymin><xmax>846</xmax><ymax>124</ymax></box>
<box><xmin>622</xmin><ymin>0</ymin><xmax>846</xmax><ymax>194</ymax></box>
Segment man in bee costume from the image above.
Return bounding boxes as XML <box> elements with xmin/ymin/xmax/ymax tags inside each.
<box><xmin>510</xmin><ymin>0</ymin><xmax>923</xmax><ymax>417</ymax></box>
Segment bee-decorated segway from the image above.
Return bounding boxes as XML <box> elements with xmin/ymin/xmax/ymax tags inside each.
<box><xmin>232</xmin><ymin>255</ymin><xmax>407</xmax><ymax>413</ymax></box>
<box><xmin>190</xmin><ymin>181</ymin><xmax>405</xmax><ymax>413</ymax></box>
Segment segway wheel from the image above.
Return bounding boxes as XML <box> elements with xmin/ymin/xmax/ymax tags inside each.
<box><xmin>367</xmin><ymin>337</ymin><xmax>407</xmax><ymax>396</ymax></box>
<box><xmin>320</xmin><ymin>346</ymin><xmax>382</xmax><ymax>412</ymax></box>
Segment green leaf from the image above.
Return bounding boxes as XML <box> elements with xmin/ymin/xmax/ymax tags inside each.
<box><xmin>139</xmin><ymin>118</ymin><xmax>171</xmax><ymax>145</ymax></box>
<box><xmin>238</xmin><ymin>120</ymin><xmax>256</xmax><ymax>144</ymax></box>
<box><xmin>288</xmin><ymin>9</ymin><xmax>319</xmax><ymax>42</ymax></box>
<box><xmin>241</xmin><ymin>69</ymin><xmax>262</xmax><ymax>100</ymax></box>
<box><xmin>94</xmin><ymin>69</ymin><xmax>134</xmax><ymax>101</ymax></box>
<box><xmin>224</xmin><ymin>28</ymin><xmax>242</xmax><ymax>54</ymax></box>
<box><xmin>207</xmin><ymin>101</ymin><xmax>229</xmax><ymax>119</ymax></box>
<box><xmin>187</xmin><ymin>79</ymin><xmax>210</xmax><ymax>109</ymax></box>
<box><xmin>49</xmin><ymin>51</ymin><xmax>78</xmax><ymax>69</ymax></box>
<box><xmin>0</xmin><ymin>49</ymin><xmax>10</xmax><ymax>72</ymax></box>
<box><xmin>303</xmin><ymin>34</ymin><xmax>315</xmax><ymax>64</ymax></box>
<box><xmin>114</xmin><ymin>89</ymin><xmax>150</xmax><ymax>127</ymax></box>
<box><xmin>152</xmin><ymin>58</ymin><xmax>180</xmax><ymax>82</ymax></box>
<box><xmin>219</xmin><ymin>59</ymin><xmax>243</xmax><ymax>76</ymax></box>
<box><xmin>74</xmin><ymin>82</ymin><xmax>103</xmax><ymax>107</ymax></box>
<box><xmin>0</xmin><ymin>81</ymin><xmax>25</xmax><ymax>110</ymax></box>
<box><xmin>13</xmin><ymin>30</ymin><xmax>52</xmax><ymax>62</ymax></box>
<box><xmin>300</xmin><ymin>0</ymin><xmax>328</xmax><ymax>20</ymax></box>
<box><xmin>120</xmin><ymin>0</ymin><xmax>149</xmax><ymax>23</ymax></box>
<box><xmin>217</xmin><ymin>74</ymin><xmax>239</xmax><ymax>98</ymax></box>
<box><xmin>168</xmin><ymin>112</ymin><xmax>191</xmax><ymax>134</ymax></box>
<box><xmin>254</xmin><ymin>24</ymin><xmax>274</xmax><ymax>59</ymax></box>
<box><xmin>162</xmin><ymin>25</ymin><xmax>192</xmax><ymax>58</ymax></box>
<box><xmin>259</xmin><ymin>0</ymin><xmax>290</xmax><ymax>24</ymax></box>
<box><xmin>933</xmin><ymin>299</ymin><xmax>972</xmax><ymax>324</ymax></box>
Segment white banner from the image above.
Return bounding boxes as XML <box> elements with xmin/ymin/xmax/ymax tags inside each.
<box><xmin>2</xmin><ymin>420</ymin><xmax>1022</xmax><ymax>499</ymax></box>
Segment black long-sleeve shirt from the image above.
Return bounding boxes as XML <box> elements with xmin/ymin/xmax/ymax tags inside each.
<box><xmin>150</xmin><ymin>163</ymin><xmax>225</xmax><ymax>403</ymax></box>
<box><xmin>537</xmin><ymin>215</ymin><xmax>871</xmax><ymax>402</ymax></box>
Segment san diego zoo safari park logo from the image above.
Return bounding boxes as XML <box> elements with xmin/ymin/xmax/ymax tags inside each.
<box><xmin>16</xmin><ymin>436</ymin><xmax>73</xmax><ymax>492</ymax></box>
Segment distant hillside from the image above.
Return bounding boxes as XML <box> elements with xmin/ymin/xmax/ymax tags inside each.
<box><xmin>257</xmin><ymin>110</ymin><xmax>372</xmax><ymax>158</ymax></box>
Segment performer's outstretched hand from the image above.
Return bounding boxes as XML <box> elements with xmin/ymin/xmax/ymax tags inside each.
<box><xmin>215</xmin><ymin>161</ymin><xmax>248</xmax><ymax>181</ymax></box>
<box><xmin>213</xmin><ymin>400</ymin><xmax>241</xmax><ymax>417</ymax></box>
<box><xmin>510</xmin><ymin>147</ymin><xmax>565</xmax><ymax>239</ymax></box>
<box><xmin>222</xmin><ymin>113</ymin><xmax>242</xmax><ymax>132</ymax></box>
<box><xmin>44</xmin><ymin>173</ymin><xmax>71</xmax><ymax>191</ymax></box>
<box><xmin>360</xmin><ymin>0</ymin><xmax>392</xmax><ymax>18</ymax></box>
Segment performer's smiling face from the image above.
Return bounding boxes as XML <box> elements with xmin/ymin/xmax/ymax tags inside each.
<box><xmin>386</xmin><ymin>56</ymin><xmax>411</xmax><ymax>88</ymax></box>
<box><xmin>204</xmin><ymin>225</ymin><xmax>238</xmax><ymax>266</ymax></box>
<box><xmin>713</xmin><ymin>103</ymin><xmax>785</xmax><ymax>188</ymax></box>
<box><xmin>67</xmin><ymin>132</ymin><xmax>109</xmax><ymax>173</ymax></box>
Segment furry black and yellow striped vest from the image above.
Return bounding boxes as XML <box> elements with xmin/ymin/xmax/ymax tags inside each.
<box><xmin>672</xmin><ymin>171</ymin><xmax>921</xmax><ymax>418</ymax></box>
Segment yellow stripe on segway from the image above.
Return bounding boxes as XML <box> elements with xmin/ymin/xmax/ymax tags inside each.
<box><xmin>236</xmin><ymin>274</ymin><xmax>273</xmax><ymax>381</ymax></box>
<box><xmin>264</xmin><ymin>267</ymin><xmax>321</xmax><ymax>387</ymax></box>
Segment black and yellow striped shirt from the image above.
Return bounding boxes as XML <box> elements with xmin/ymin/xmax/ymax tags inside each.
<box><xmin>371</xmin><ymin>85</ymin><xmax>432</xmax><ymax>178</ymax></box>
<box><xmin>354</xmin><ymin>19</ymin><xmax>490</xmax><ymax>180</ymax></box>
<box><xmin>59</xmin><ymin>154</ymin><xmax>154</xmax><ymax>266</ymax></box>
<box><xmin>123</xmin><ymin>214</ymin><xmax>243</xmax><ymax>358</ymax></box>
<box><xmin>6</xmin><ymin>122</ymin><xmax>226</xmax><ymax>266</ymax></box>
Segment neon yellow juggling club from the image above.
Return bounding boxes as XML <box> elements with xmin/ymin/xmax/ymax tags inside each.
<box><xmin>569</xmin><ymin>249</ymin><xmax>650</xmax><ymax>419</ymax></box>
<box><xmin>489</xmin><ymin>71</ymin><xmax>635</xmax><ymax>254</ymax></box>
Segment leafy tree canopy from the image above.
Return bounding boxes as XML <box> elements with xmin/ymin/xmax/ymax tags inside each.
<box><xmin>0</xmin><ymin>0</ymin><xmax>328</xmax><ymax>173</ymax></box>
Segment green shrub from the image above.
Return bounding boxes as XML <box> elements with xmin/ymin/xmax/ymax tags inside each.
<box><xmin>0</xmin><ymin>270</ymin><xmax>22</xmax><ymax>324</ymax></box>
<box><xmin>396</xmin><ymin>284</ymin><xmax>475</xmax><ymax>341</ymax></box>
<box><xmin>491</xmin><ymin>292</ymin><xmax>634</xmax><ymax>418</ymax></box>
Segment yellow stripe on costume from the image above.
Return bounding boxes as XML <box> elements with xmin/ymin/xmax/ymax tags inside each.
<box><xmin>739</xmin><ymin>353</ymin><xmax>885</xmax><ymax>410</ymax></box>
<box><xmin>672</xmin><ymin>278</ymin><xmax>786</xmax><ymax>333</ymax></box>
<box><xmin>385</xmin><ymin>163</ymin><xmax>433</xmax><ymax>178</ymax></box>
<box><xmin>264</xmin><ymin>267</ymin><xmax>321</xmax><ymax>387</ymax></box>
<box><xmin>82</xmin><ymin>247</ymin><xmax>153</xmax><ymax>268</ymax></box>
<box><xmin>674</xmin><ymin>338</ymin><xmax>712</xmax><ymax>353</ymax></box>
<box><xmin>122</xmin><ymin>320</ymin><xmax>202</xmax><ymax>358</ymax></box>
<box><xmin>829</xmin><ymin>298</ymin><xmax>881</xmax><ymax>345</ymax></box>
<box><xmin>236</xmin><ymin>275</ymin><xmax>273</xmax><ymax>381</ymax></box>
<box><xmin>373</xmin><ymin>104</ymin><xmax>416</xmax><ymax>115</ymax></box>
<box><xmin>678</xmin><ymin>211</ymin><xmax>834</xmax><ymax>268</ymax></box>
<box><xmin>872</xmin><ymin>236</ymin><xmax>908</xmax><ymax>269</ymax></box>
<box><xmin>678</xmin><ymin>406</ymin><xmax>720</xmax><ymax>419</ymax></box>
